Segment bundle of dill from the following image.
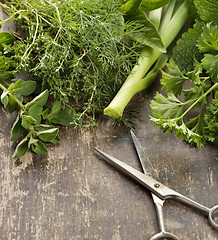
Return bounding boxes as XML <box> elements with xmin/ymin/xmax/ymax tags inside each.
<box><xmin>2</xmin><ymin>0</ymin><xmax>139</xmax><ymax>128</ymax></box>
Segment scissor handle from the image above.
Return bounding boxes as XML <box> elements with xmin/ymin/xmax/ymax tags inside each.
<box><xmin>208</xmin><ymin>205</ymin><xmax>218</xmax><ymax>230</ymax></box>
<box><xmin>150</xmin><ymin>231</ymin><xmax>179</xmax><ymax>240</ymax></box>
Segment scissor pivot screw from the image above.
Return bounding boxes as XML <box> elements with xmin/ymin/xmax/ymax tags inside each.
<box><xmin>154</xmin><ymin>183</ymin><xmax>160</xmax><ymax>188</ymax></box>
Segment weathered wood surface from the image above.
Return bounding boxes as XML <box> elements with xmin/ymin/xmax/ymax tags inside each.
<box><xmin>0</xmin><ymin>7</ymin><xmax>218</xmax><ymax>240</ymax></box>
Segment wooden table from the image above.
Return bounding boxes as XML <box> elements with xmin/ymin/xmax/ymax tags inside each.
<box><xmin>0</xmin><ymin>7</ymin><xmax>218</xmax><ymax>240</ymax></box>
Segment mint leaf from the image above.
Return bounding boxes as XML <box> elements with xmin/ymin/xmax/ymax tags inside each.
<box><xmin>47</xmin><ymin>107</ymin><xmax>74</xmax><ymax>126</ymax></box>
<box><xmin>172</xmin><ymin>20</ymin><xmax>204</xmax><ymax>73</ymax></box>
<box><xmin>0</xmin><ymin>32</ymin><xmax>15</xmax><ymax>51</ymax></box>
<box><xmin>194</xmin><ymin>0</ymin><xmax>218</xmax><ymax>23</ymax></box>
<box><xmin>1</xmin><ymin>90</ymin><xmax>9</xmax><ymax>108</ymax></box>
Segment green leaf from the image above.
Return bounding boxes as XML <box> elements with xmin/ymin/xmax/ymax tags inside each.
<box><xmin>28</xmin><ymin>104</ymin><xmax>43</xmax><ymax>124</ymax></box>
<box><xmin>140</xmin><ymin>0</ymin><xmax>170</xmax><ymax>12</ymax></box>
<box><xmin>27</xmin><ymin>90</ymin><xmax>49</xmax><ymax>108</ymax></box>
<box><xmin>48</xmin><ymin>107</ymin><xmax>74</xmax><ymax>126</ymax></box>
<box><xmin>0</xmin><ymin>71</ymin><xmax>14</xmax><ymax>82</ymax></box>
<box><xmin>172</xmin><ymin>20</ymin><xmax>204</xmax><ymax>73</ymax></box>
<box><xmin>160</xmin><ymin>60</ymin><xmax>188</xmax><ymax>95</ymax></box>
<box><xmin>150</xmin><ymin>92</ymin><xmax>184</xmax><ymax>119</ymax></box>
<box><xmin>0</xmin><ymin>32</ymin><xmax>15</xmax><ymax>51</ymax></box>
<box><xmin>1</xmin><ymin>90</ymin><xmax>9</xmax><ymax>108</ymax></box>
<box><xmin>37</xmin><ymin>128</ymin><xmax>59</xmax><ymax>142</ymax></box>
<box><xmin>121</xmin><ymin>0</ymin><xmax>142</xmax><ymax>15</ymax></box>
<box><xmin>174</xmin><ymin>121</ymin><xmax>205</xmax><ymax>147</ymax></box>
<box><xmin>21</xmin><ymin>115</ymin><xmax>37</xmax><ymax>129</ymax></box>
<box><xmin>34</xmin><ymin>124</ymin><xmax>54</xmax><ymax>132</ymax></box>
<box><xmin>10</xmin><ymin>114</ymin><xmax>25</xmax><ymax>141</ymax></box>
<box><xmin>50</xmin><ymin>100</ymin><xmax>62</xmax><ymax>115</ymax></box>
<box><xmin>0</xmin><ymin>56</ymin><xmax>6</xmax><ymax>71</ymax></box>
<box><xmin>197</xmin><ymin>23</ymin><xmax>218</xmax><ymax>52</ymax></box>
<box><xmin>31</xmin><ymin>140</ymin><xmax>48</xmax><ymax>154</ymax></box>
<box><xmin>8</xmin><ymin>95</ymin><xmax>19</xmax><ymax>112</ymax></box>
<box><xmin>42</xmin><ymin>107</ymin><xmax>51</xmax><ymax>119</ymax></box>
<box><xmin>203</xmin><ymin>91</ymin><xmax>218</xmax><ymax>144</ymax></box>
<box><xmin>125</xmin><ymin>9</ymin><xmax>166</xmax><ymax>52</ymax></box>
<box><xmin>8</xmin><ymin>79</ymin><xmax>22</xmax><ymax>91</ymax></box>
<box><xmin>201</xmin><ymin>54</ymin><xmax>218</xmax><ymax>83</ymax></box>
<box><xmin>50</xmin><ymin>134</ymin><xmax>60</xmax><ymax>144</ymax></box>
<box><xmin>14</xmin><ymin>81</ymin><xmax>37</xmax><ymax>96</ymax></box>
<box><xmin>194</xmin><ymin>0</ymin><xmax>218</xmax><ymax>23</ymax></box>
<box><xmin>12</xmin><ymin>137</ymin><xmax>29</xmax><ymax>159</ymax></box>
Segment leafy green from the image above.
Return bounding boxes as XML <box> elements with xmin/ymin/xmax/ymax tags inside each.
<box><xmin>150</xmin><ymin>59</ymin><xmax>217</xmax><ymax>147</ymax></box>
<box><xmin>12</xmin><ymin>136</ymin><xmax>29</xmax><ymax>159</ymax></box>
<box><xmin>0</xmin><ymin>30</ymin><xmax>75</xmax><ymax>158</ymax></box>
<box><xmin>104</xmin><ymin>0</ymin><xmax>190</xmax><ymax>118</ymax></box>
<box><xmin>172</xmin><ymin>20</ymin><xmax>204</xmax><ymax>73</ymax></box>
<box><xmin>203</xmin><ymin>92</ymin><xmax>218</xmax><ymax>144</ymax></box>
<box><xmin>121</xmin><ymin>0</ymin><xmax>166</xmax><ymax>52</ymax></box>
<box><xmin>2</xmin><ymin>0</ymin><xmax>141</xmax><ymax>129</ymax></box>
<box><xmin>150</xmin><ymin>5</ymin><xmax>218</xmax><ymax>147</ymax></box>
<box><xmin>140</xmin><ymin>0</ymin><xmax>170</xmax><ymax>11</ymax></box>
<box><xmin>194</xmin><ymin>0</ymin><xmax>218</xmax><ymax>23</ymax></box>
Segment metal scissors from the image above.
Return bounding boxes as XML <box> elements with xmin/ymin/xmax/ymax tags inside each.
<box><xmin>94</xmin><ymin>130</ymin><xmax>218</xmax><ymax>239</ymax></box>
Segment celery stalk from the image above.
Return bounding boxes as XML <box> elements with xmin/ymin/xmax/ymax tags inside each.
<box><xmin>104</xmin><ymin>0</ymin><xmax>189</xmax><ymax>118</ymax></box>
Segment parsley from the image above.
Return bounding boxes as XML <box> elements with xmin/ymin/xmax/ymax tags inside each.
<box><xmin>150</xmin><ymin>0</ymin><xmax>218</xmax><ymax>147</ymax></box>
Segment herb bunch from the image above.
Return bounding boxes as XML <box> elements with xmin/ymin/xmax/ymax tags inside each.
<box><xmin>0</xmin><ymin>32</ymin><xmax>74</xmax><ymax>158</ymax></box>
<box><xmin>0</xmin><ymin>0</ymin><xmax>142</xmax><ymax>158</ymax></box>
<box><xmin>150</xmin><ymin>0</ymin><xmax>218</xmax><ymax>147</ymax></box>
<box><xmin>2</xmin><ymin>0</ymin><xmax>139</xmax><ymax>129</ymax></box>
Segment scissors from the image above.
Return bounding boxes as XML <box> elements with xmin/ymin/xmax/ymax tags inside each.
<box><xmin>94</xmin><ymin>130</ymin><xmax>218</xmax><ymax>239</ymax></box>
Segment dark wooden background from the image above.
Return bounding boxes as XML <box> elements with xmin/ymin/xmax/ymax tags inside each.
<box><xmin>0</xmin><ymin>6</ymin><xmax>218</xmax><ymax>240</ymax></box>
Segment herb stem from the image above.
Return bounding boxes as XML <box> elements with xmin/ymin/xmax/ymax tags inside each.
<box><xmin>22</xmin><ymin>12</ymin><xmax>39</xmax><ymax>64</ymax></box>
<box><xmin>180</xmin><ymin>83</ymin><xmax>218</xmax><ymax>119</ymax></box>
<box><xmin>0</xmin><ymin>83</ymin><xmax>27</xmax><ymax>113</ymax></box>
<box><xmin>104</xmin><ymin>0</ymin><xmax>189</xmax><ymax>118</ymax></box>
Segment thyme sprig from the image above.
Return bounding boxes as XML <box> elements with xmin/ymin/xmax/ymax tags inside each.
<box><xmin>2</xmin><ymin>0</ymin><xmax>140</xmax><ymax>129</ymax></box>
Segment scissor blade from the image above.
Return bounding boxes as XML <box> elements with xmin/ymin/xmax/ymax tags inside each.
<box><xmin>94</xmin><ymin>147</ymin><xmax>175</xmax><ymax>199</ymax></box>
<box><xmin>130</xmin><ymin>130</ymin><xmax>158</xmax><ymax>179</ymax></box>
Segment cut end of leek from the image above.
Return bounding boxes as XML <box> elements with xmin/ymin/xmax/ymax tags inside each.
<box><xmin>104</xmin><ymin>107</ymin><xmax>123</xmax><ymax>119</ymax></box>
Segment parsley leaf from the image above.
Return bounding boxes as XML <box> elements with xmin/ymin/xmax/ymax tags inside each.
<box><xmin>150</xmin><ymin>59</ymin><xmax>215</xmax><ymax>147</ymax></box>
<box><xmin>150</xmin><ymin>0</ymin><xmax>218</xmax><ymax>147</ymax></box>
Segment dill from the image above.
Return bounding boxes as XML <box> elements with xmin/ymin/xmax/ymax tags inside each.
<box><xmin>2</xmin><ymin>0</ymin><xmax>139</xmax><ymax>128</ymax></box>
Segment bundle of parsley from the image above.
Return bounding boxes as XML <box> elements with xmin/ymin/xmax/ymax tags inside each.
<box><xmin>150</xmin><ymin>0</ymin><xmax>218</xmax><ymax>147</ymax></box>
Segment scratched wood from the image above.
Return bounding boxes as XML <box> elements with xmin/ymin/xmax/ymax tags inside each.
<box><xmin>0</xmin><ymin>7</ymin><xmax>218</xmax><ymax>240</ymax></box>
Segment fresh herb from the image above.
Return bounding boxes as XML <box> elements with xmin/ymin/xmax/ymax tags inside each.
<box><xmin>0</xmin><ymin>0</ymin><xmax>144</xmax><ymax>158</ymax></box>
<box><xmin>1</xmin><ymin>0</ymin><xmax>139</xmax><ymax>129</ymax></box>
<box><xmin>0</xmin><ymin>32</ymin><xmax>75</xmax><ymax>158</ymax></box>
<box><xmin>150</xmin><ymin>0</ymin><xmax>218</xmax><ymax>147</ymax></box>
<box><xmin>104</xmin><ymin>0</ymin><xmax>192</xmax><ymax>118</ymax></box>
